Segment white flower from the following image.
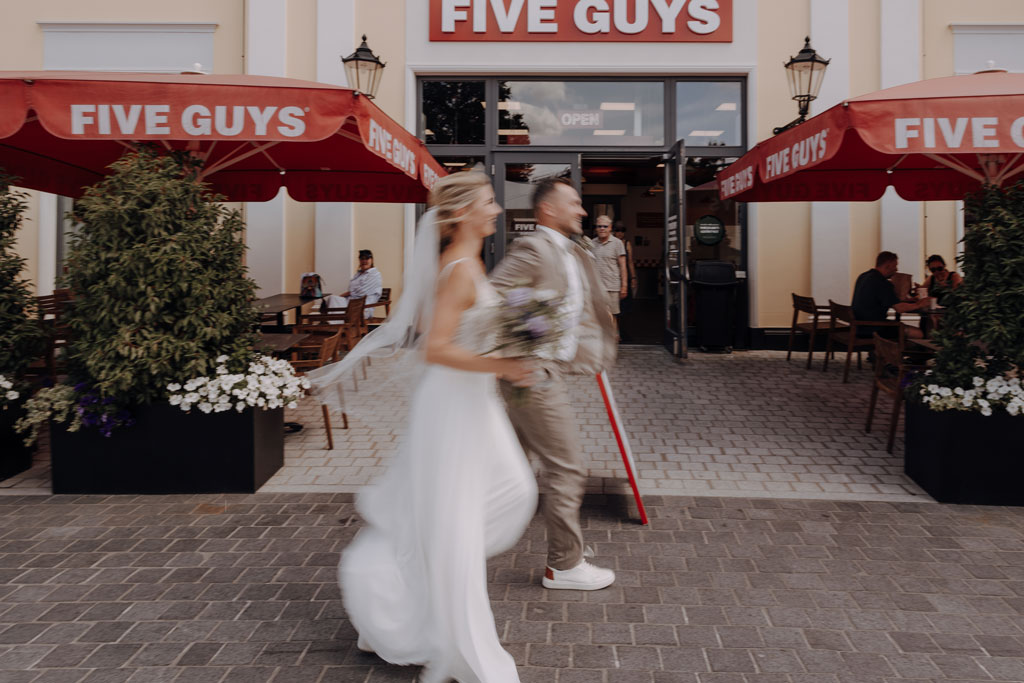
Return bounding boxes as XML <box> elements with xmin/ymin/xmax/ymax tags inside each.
<box><xmin>0</xmin><ymin>379</ymin><xmax>13</xmax><ymax>390</ymax></box>
<box><xmin>167</xmin><ymin>382</ymin><xmax>182</xmax><ymax>392</ymax></box>
<box><xmin>168</xmin><ymin>395</ymin><xmax>182</xmax><ymax>406</ymax></box>
<box><xmin>216</xmin><ymin>355</ymin><xmax>229</xmax><ymax>364</ymax></box>
<box><xmin>198</xmin><ymin>402</ymin><xmax>213</xmax><ymax>414</ymax></box>
<box><xmin>5</xmin><ymin>390</ymin><xmax>18</xmax><ymax>401</ymax></box>
<box><xmin>981</xmin><ymin>406</ymin><xmax>993</xmax><ymax>416</ymax></box>
<box><xmin>973</xmin><ymin>377</ymin><xmax>985</xmax><ymax>387</ymax></box>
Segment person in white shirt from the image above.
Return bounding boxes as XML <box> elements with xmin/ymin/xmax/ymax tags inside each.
<box><xmin>324</xmin><ymin>249</ymin><xmax>383</xmax><ymax>319</ymax></box>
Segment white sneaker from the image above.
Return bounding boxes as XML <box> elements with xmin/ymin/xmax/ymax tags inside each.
<box><xmin>542</xmin><ymin>559</ymin><xmax>615</xmax><ymax>590</ymax></box>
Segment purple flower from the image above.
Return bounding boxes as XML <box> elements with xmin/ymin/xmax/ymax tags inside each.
<box><xmin>74</xmin><ymin>382</ymin><xmax>88</xmax><ymax>392</ymax></box>
<box><xmin>506</xmin><ymin>288</ymin><xmax>532</xmax><ymax>308</ymax></box>
<box><xmin>525</xmin><ymin>315</ymin><xmax>550</xmax><ymax>339</ymax></box>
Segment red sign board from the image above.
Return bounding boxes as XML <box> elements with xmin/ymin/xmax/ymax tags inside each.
<box><xmin>430</xmin><ymin>0</ymin><xmax>733</xmax><ymax>43</ymax></box>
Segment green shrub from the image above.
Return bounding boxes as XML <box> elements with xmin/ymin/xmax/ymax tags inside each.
<box><xmin>64</xmin><ymin>148</ymin><xmax>259</xmax><ymax>405</ymax></box>
<box><xmin>0</xmin><ymin>175</ymin><xmax>46</xmax><ymax>379</ymax></box>
<box><xmin>912</xmin><ymin>181</ymin><xmax>1024</xmax><ymax>414</ymax></box>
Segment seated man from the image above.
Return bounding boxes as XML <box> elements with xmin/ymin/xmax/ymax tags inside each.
<box><xmin>323</xmin><ymin>249</ymin><xmax>383</xmax><ymax>320</ymax></box>
<box><xmin>852</xmin><ymin>251</ymin><xmax>931</xmax><ymax>340</ymax></box>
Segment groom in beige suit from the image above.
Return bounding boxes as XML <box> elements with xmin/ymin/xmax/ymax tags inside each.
<box><xmin>490</xmin><ymin>177</ymin><xmax>618</xmax><ymax>591</ymax></box>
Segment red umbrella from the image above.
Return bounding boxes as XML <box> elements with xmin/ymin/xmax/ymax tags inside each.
<box><xmin>718</xmin><ymin>71</ymin><xmax>1024</xmax><ymax>202</ymax></box>
<box><xmin>0</xmin><ymin>71</ymin><xmax>444</xmax><ymax>203</ymax></box>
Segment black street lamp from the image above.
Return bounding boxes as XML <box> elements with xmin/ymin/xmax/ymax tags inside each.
<box><xmin>342</xmin><ymin>35</ymin><xmax>386</xmax><ymax>99</ymax></box>
<box><xmin>773</xmin><ymin>36</ymin><xmax>830</xmax><ymax>135</ymax></box>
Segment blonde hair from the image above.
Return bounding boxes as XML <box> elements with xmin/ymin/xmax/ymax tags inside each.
<box><xmin>428</xmin><ymin>170</ymin><xmax>491</xmax><ymax>253</ymax></box>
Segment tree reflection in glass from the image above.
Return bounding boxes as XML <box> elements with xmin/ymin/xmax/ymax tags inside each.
<box><xmin>421</xmin><ymin>81</ymin><xmax>486</xmax><ymax>145</ymax></box>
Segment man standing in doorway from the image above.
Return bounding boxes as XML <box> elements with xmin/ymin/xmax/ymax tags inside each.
<box><xmin>490</xmin><ymin>178</ymin><xmax>618</xmax><ymax>591</ymax></box>
<box><xmin>593</xmin><ymin>216</ymin><xmax>628</xmax><ymax>341</ymax></box>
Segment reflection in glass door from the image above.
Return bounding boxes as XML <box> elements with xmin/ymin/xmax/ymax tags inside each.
<box><xmin>491</xmin><ymin>153</ymin><xmax>581</xmax><ymax>268</ymax></box>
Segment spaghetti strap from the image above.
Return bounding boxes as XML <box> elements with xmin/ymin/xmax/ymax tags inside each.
<box><xmin>439</xmin><ymin>257</ymin><xmax>471</xmax><ymax>278</ymax></box>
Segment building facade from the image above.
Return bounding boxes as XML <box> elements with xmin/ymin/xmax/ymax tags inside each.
<box><xmin>7</xmin><ymin>0</ymin><xmax>1024</xmax><ymax>344</ymax></box>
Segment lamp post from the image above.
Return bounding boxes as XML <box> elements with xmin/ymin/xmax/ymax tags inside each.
<box><xmin>773</xmin><ymin>36</ymin><xmax>830</xmax><ymax>135</ymax></box>
<box><xmin>342</xmin><ymin>35</ymin><xmax>386</xmax><ymax>99</ymax></box>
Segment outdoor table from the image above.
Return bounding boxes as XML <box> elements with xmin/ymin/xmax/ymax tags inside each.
<box><xmin>918</xmin><ymin>308</ymin><xmax>945</xmax><ymax>337</ymax></box>
<box><xmin>255</xmin><ymin>293</ymin><xmax>324</xmax><ymax>329</ymax></box>
<box><xmin>256</xmin><ymin>332</ymin><xmax>311</xmax><ymax>355</ymax></box>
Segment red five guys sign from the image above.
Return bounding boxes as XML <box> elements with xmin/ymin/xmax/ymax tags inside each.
<box><xmin>430</xmin><ymin>0</ymin><xmax>733</xmax><ymax>42</ymax></box>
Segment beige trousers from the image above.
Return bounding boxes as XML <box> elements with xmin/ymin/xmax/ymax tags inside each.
<box><xmin>500</xmin><ymin>369</ymin><xmax>585</xmax><ymax>571</ymax></box>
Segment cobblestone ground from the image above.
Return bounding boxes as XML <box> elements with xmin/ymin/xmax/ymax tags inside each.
<box><xmin>1</xmin><ymin>348</ymin><xmax>929</xmax><ymax>503</ymax></box>
<box><xmin>1</xmin><ymin>493</ymin><xmax>1024</xmax><ymax>683</ymax></box>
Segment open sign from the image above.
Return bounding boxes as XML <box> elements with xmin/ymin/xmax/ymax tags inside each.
<box><xmin>559</xmin><ymin>110</ymin><xmax>603</xmax><ymax>129</ymax></box>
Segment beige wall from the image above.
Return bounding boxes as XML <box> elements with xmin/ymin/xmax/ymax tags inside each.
<box><xmin>283</xmin><ymin>0</ymin><xmax>318</xmax><ymax>293</ymax></box>
<box><xmin>752</xmin><ymin>0</ymin><xmax>812</xmax><ymax>327</ymax></box>
<box><xmin>1</xmin><ymin>0</ymin><xmax>244</xmax><ymax>72</ymax></box>
<box><xmin>351</xmin><ymin>1</ymin><xmax>408</xmax><ymax>300</ymax></box>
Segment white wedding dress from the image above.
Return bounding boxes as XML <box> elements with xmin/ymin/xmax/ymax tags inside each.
<box><xmin>340</xmin><ymin>259</ymin><xmax>538</xmax><ymax>683</ymax></box>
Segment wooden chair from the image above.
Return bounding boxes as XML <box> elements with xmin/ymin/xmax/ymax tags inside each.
<box><xmin>34</xmin><ymin>288</ymin><xmax>73</xmax><ymax>379</ymax></box>
<box><xmin>823</xmin><ymin>300</ymin><xmax>901</xmax><ymax>383</ymax></box>
<box><xmin>289</xmin><ymin>329</ymin><xmax>345</xmax><ymax>447</ymax></box>
<box><xmin>866</xmin><ymin>330</ymin><xmax>923</xmax><ymax>453</ymax></box>
<box><xmin>786</xmin><ymin>293</ymin><xmax>831</xmax><ymax>369</ymax></box>
<box><xmin>303</xmin><ymin>296</ymin><xmax>367</xmax><ymax>352</ymax></box>
<box><xmin>367</xmin><ymin>287</ymin><xmax>391</xmax><ymax>323</ymax></box>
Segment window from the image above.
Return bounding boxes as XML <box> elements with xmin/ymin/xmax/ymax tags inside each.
<box><xmin>421</xmin><ymin>81</ymin><xmax>487</xmax><ymax>145</ymax></box>
<box><xmin>39</xmin><ymin>22</ymin><xmax>216</xmax><ymax>72</ymax></box>
<box><xmin>676</xmin><ymin>81</ymin><xmax>743</xmax><ymax>148</ymax></box>
<box><xmin>499</xmin><ymin>81</ymin><xmax>664</xmax><ymax>146</ymax></box>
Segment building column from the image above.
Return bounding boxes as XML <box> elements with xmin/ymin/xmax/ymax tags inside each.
<box><xmin>37</xmin><ymin>193</ymin><xmax>58</xmax><ymax>295</ymax></box>
<box><xmin>244</xmin><ymin>0</ymin><xmax>288</xmax><ymax>296</ymax></box>
<box><xmin>315</xmin><ymin>0</ymin><xmax>356</xmax><ymax>291</ymax></box>
<box><xmin>880</xmin><ymin>0</ymin><xmax>923</xmax><ymax>280</ymax></box>
<box><xmin>809</xmin><ymin>0</ymin><xmax>851</xmax><ymax>305</ymax></box>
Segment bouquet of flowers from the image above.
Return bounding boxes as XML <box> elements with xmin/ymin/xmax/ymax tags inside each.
<box><xmin>490</xmin><ymin>287</ymin><xmax>565</xmax><ymax>401</ymax></box>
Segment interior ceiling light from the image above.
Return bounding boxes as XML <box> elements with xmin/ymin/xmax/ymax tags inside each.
<box><xmin>715</xmin><ymin>103</ymin><xmax>737</xmax><ymax>111</ymax></box>
<box><xmin>593</xmin><ymin>130</ymin><xmax>626</xmax><ymax>136</ymax></box>
<box><xmin>656</xmin><ymin>162</ymin><xmax>665</xmax><ymax>168</ymax></box>
<box><xmin>498</xmin><ymin>129</ymin><xmax>529</xmax><ymax>135</ymax></box>
<box><xmin>599</xmin><ymin>102</ymin><xmax>636</xmax><ymax>111</ymax></box>
<box><xmin>689</xmin><ymin>130</ymin><xmax>725</xmax><ymax>137</ymax></box>
<box><xmin>443</xmin><ymin>161</ymin><xmax>467</xmax><ymax>167</ymax></box>
<box><xmin>497</xmin><ymin>101</ymin><xmax>522</xmax><ymax>110</ymax></box>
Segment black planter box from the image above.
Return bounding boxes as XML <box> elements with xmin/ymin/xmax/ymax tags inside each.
<box><xmin>50</xmin><ymin>402</ymin><xmax>284</xmax><ymax>494</ymax></box>
<box><xmin>0</xmin><ymin>406</ymin><xmax>34</xmax><ymax>482</ymax></box>
<box><xmin>905</xmin><ymin>401</ymin><xmax>1024</xmax><ymax>506</ymax></box>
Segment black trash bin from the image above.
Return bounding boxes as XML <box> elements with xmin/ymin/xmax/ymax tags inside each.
<box><xmin>691</xmin><ymin>260</ymin><xmax>737</xmax><ymax>352</ymax></box>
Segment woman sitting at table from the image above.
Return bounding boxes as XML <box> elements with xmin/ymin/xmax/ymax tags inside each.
<box><xmin>324</xmin><ymin>249</ymin><xmax>383</xmax><ymax>319</ymax></box>
<box><xmin>922</xmin><ymin>254</ymin><xmax>962</xmax><ymax>306</ymax></box>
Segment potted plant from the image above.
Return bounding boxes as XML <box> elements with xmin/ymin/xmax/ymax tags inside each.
<box><xmin>905</xmin><ymin>181</ymin><xmax>1024</xmax><ymax>505</ymax></box>
<box><xmin>17</xmin><ymin>148</ymin><xmax>306</xmax><ymax>494</ymax></box>
<box><xmin>0</xmin><ymin>175</ymin><xmax>47</xmax><ymax>481</ymax></box>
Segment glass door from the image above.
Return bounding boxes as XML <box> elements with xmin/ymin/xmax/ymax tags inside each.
<box><xmin>491</xmin><ymin>153</ymin><xmax>581</xmax><ymax>268</ymax></box>
<box><xmin>663</xmin><ymin>140</ymin><xmax>686</xmax><ymax>358</ymax></box>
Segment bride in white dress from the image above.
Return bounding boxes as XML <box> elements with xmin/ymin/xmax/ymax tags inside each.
<box><xmin>308</xmin><ymin>171</ymin><xmax>538</xmax><ymax>683</ymax></box>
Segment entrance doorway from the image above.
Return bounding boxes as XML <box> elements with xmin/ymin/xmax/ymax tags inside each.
<box><xmin>486</xmin><ymin>150</ymin><xmax>747</xmax><ymax>350</ymax></box>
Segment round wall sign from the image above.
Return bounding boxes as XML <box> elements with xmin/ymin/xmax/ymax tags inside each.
<box><xmin>694</xmin><ymin>215</ymin><xmax>726</xmax><ymax>246</ymax></box>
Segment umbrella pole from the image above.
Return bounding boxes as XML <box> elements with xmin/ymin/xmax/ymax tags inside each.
<box><xmin>595</xmin><ymin>371</ymin><xmax>649</xmax><ymax>525</ymax></box>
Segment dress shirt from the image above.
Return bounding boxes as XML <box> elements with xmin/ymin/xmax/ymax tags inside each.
<box><xmin>536</xmin><ymin>226</ymin><xmax>584</xmax><ymax>362</ymax></box>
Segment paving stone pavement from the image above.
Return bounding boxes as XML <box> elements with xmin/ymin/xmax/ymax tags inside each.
<box><xmin>1</xmin><ymin>492</ymin><xmax>1024</xmax><ymax>682</ymax></box>
<box><xmin>1</xmin><ymin>348</ymin><xmax>931</xmax><ymax>503</ymax></box>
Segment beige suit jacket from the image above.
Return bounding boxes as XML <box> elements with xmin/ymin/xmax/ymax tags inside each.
<box><xmin>490</xmin><ymin>229</ymin><xmax>617</xmax><ymax>375</ymax></box>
